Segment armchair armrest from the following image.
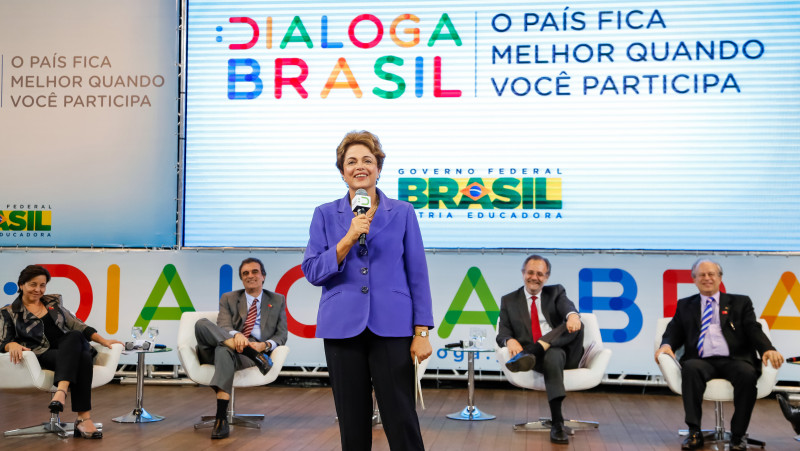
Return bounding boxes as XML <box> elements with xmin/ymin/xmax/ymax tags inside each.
<box><xmin>0</xmin><ymin>350</ymin><xmax>50</xmax><ymax>389</ymax></box>
<box><xmin>657</xmin><ymin>353</ymin><xmax>683</xmax><ymax>394</ymax></box>
<box><xmin>756</xmin><ymin>359</ymin><xmax>779</xmax><ymax>399</ymax></box>
<box><xmin>92</xmin><ymin>342</ymin><xmax>123</xmax><ymax>368</ymax></box>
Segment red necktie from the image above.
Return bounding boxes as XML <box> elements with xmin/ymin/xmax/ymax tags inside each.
<box><xmin>530</xmin><ymin>295</ymin><xmax>542</xmax><ymax>342</ymax></box>
<box><xmin>241</xmin><ymin>299</ymin><xmax>258</xmax><ymax>338</ymax></box>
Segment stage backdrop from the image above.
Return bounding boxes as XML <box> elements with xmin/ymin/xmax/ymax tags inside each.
<box><xmin>0</xmin><ymin>0</ymin><xmax>179</xmax><ymax>247</ymax></box>
<box><xmin>184</xmin><ymin>0</ymin><xmax>800</xmax><ymax>250</ymax></box>
<box><xmin>1</xmin><ymin>249</ymin><xmax>798</xmax><ymax>382</ymax></box>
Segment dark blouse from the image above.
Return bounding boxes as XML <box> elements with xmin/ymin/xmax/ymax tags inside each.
<box><xmin>41</xmin><ymin>313</ymin><xmax>65</xmax><ymax>349</ymax></box>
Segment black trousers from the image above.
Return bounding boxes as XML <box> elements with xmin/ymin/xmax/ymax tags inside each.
<box><xmin>523</xmin><ymin>322</ymin><xmax>584</xmax><ymax>402</ymax></box>
<box><xmin>37</xmin><ymin>330</ymin><xmax>94</xmax><ymax>412</ymax></box>
<box><xmin>681</xmin><ymin>357</ymin><xmax>758</xmax><ymax>438</ymax></box>
<box><xmin>324</xmin><ymin>329</ymin><xmax>424</xmax><ymax>451</ymax></box>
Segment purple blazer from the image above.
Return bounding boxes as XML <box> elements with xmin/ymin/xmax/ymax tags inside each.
<box><xmin>302</xmin><ymin>189</ymin><xmax>434</xmax><ymax>339</ymax></box>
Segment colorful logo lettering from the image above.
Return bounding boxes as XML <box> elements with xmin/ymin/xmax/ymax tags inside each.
<box><xmin>217</xmin><ymin>13</ymin><xmax>463</xmax><ymax>100</ymax></box>
<box><xmin>662</xmin><ymin>269</ymin><xmax>726</xmax><ymax>317</ymax></box>
<box><xmin>133</xmin><ymin>264</ymin><xmax>196</xmax><ymax>330</ymax></box>
<box><xmin>0</xmin><ymin>210</ymin><xmax>51</xmax><ymax>231</ymax></box>
<box><xmin>399</xmin><ymin>177</ymin><xmax>562</xmax><ymax>210</ymax></box>
<box><xmin>761</xmin><ymin>272</ymin><xmax>800</xmax><ymax>330</ymax></box>
<box><xmin>437</xmin><ymin>267</ymin><xmax>499</xmax><ymax>338</ymax></box>
<box><xmin>579</xmin><ymin>268</ymin><xmax>642</xmax><ymax>343</ymax></box>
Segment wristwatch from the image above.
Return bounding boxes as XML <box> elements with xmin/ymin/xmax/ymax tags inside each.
<box><xmin>414</xmin><ymin>330</ymin><xmax>429</xmax><ymax>337</ymax></box>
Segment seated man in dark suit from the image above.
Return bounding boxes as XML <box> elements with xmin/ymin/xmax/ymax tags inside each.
<box><xmin>194</xmin><ymin>257</ymin><xmax>288</xmax><ymax>439</ymax></box>
<box><xmin>655</xmin><ymin>258</ymin><xmax>784</xmax><ymax>450</ymax></box>
<box><xmin>496</xmin><ymin>254</ymin><xmax>583</xmax><ymax>444</ymax></box>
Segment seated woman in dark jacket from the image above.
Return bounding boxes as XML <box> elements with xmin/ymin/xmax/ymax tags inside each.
<box><xmin>0</xmin><ymin>265</ymin><xmax>122</xmax><ymax>439</ymax></box>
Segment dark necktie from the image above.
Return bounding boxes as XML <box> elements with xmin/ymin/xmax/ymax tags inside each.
<box><xmin>530</xmin><ymin>295</ymin><xmax>542</xmax><ymax>342</ymax></box>
<box><xmin>242</xmin><ymin>299</ymin><xmax>258</xmax><ymax>338</ymax></box>
<box><xmin>697</xmin><ymin>298</ymin><xmax>713</xmax><ymax>357</ymax></box>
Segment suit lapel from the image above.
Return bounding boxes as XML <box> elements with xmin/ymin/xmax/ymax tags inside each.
<box><xmin>335</xmin><ymin>189</ymin><xmax>394</xmax><ymax>241</ymax></box>
<box><xmin>259</xmin><ymin>290</ymin><xmax>271</xmax><ymax>336</ymax></box>
<box><xmin>515</xmin><ymin>287</ymin><xmax>533</xmax><ymax>340</ymax></box>
<box><xmin>540</xmin><ymin>287</ymin><xmax>557</xmax><ymax>327</ymax></box>
<box><xmin>718</xmin><ymin>292</ymin><xmax>731</xmax><ymax>330</ymax></box>
<box><xmin>237</xmin><ymin>291</ymin><xmax>248</xmax><ymax>327</ymax></box>
<box><xmin>366</xmin><ymin>189</ymin><xmax>392</xmax><ymax>238</ymax></box>
<box><xmin>336</xmin><ymin>193</ymin><xmax>353</xmax><ymax>236</ymax></box>
<box><xmin>688</xmin><ymin>294</ymin><xmax>702</xmax><ymax>332</ymax></box>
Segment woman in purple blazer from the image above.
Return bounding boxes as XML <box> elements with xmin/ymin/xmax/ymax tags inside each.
<box><xmin>302</xmin><ymin>130</ymin><xmax>434</xmax><ymax>451</ymax></box>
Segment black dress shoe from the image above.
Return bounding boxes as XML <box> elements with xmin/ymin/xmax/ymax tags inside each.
<box><xmin>550</xmin><ymin>421</ymin><xmax>569</xmax><ymax>444</ymax></box>
<box><xmin>681</xmin><ymin>430</ymin><xmax>704</xmax><ymax>450</ymax></box>
<box><xmin>49</xmin><ymin>389</ymin><xmax>66</xmax><ymax>413</ymax></box>
<box><xmin>73</xmin><ymin>418</ymin><xmax>103</xmax><ymax>439</ymax></box>
<box><xmin>729</xmin><ymin>435</ymin><xmax>747</xmax><ymax>451</ymax></box>
<box><xmin>242</xmin><ymin>347</ymin><xmax>272</xmax><ymax>375</ymax></box>
<box><xmin>211</xmin><ymin>417</ymin><xmax>229</xmax><ymax>439</ymax></box>
<box><xmin>505</xmin><ymin>353</ymin><xmax>536</xmax><ymax>373</ymax></box>
<box><xmin>777</xmin><ymin>393</ymin><xmax>800</xmax><ymax>434</ymax></box>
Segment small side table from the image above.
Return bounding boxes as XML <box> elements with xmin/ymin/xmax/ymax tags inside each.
<box><xmin>443</xmin><ymin>346</ymin><xmax>496</xmax><ymax>421</ymax></box>
<box><xmin>113</xmin><ymin>348</ymin><xmax>171</xmax><ymax>423</ymax></box>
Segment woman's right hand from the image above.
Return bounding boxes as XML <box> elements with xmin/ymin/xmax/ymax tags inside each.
<box><xmin>5</xmin><ymin>342</ymin><xmax>31</xmax><ymax>364</ymax></box>
<box><xmin>337</xmin><ymin>213</ymin><xmax>374</xmax><ymax>264</ymax></box>
<box><xmin>347</xmin><ymin>213</ymin><xmax>372</xmax><ymax>244</ymax></box>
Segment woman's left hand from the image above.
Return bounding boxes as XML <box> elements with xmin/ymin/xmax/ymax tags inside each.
<box><xmin>102</xmin><ymin>338</ymin><xmax>124</xmax><ymax>348</ymax></box>
<box><xmin>410</xmin><ymin>336</ymin><xmax>432</xmax><ymax>362</ymax></box>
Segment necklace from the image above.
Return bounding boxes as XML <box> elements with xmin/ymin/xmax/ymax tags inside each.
<box><xmin>24</xmin><ymin>301</ymin><xmax>47</xmax><ymax>318</ymax></box>
<box><xmin>366</xmin><ymin>204</ymin><xmax>378</xmax><ymax>220</ymax></box>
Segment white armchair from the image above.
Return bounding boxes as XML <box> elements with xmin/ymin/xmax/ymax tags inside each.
<box><xmin>177</xmin><ymin>311</ymin><xmax>289</xmax><ymax>429</ymax></box>
<box><xmin>654</xmin><ymin>317</ymin><xmax>778</xmax><ymax>448</ymax></box>
<box><xmin>496</xmin><ymin>313</ymin><xmax>612</xmax><ymax>432</ymax></box>
<box><xmin>1</xmin><ymin>342</ymin><xmax>123</xmax><ymax>437</ymax></box>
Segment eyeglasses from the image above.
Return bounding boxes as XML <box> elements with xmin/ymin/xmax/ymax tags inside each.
<box><xmin>241</xmin><ymin>270</ymin><xmax>262</xmax><ymax>277</ymax></box>
<box><xmin>695</xmin><ymin>272</ymin><xmax>720</xmax><ymax>278</ymax></box>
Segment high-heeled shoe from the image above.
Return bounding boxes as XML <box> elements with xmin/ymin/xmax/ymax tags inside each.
<box><xmin>74</xmin><ymin>418</ymin><xmax>103</xmax><ymax>439</ymax></box>
<box><xmin>48</xmin><ymin>389</ymin><xmax>66</xmax><ymax>413</ymax></box>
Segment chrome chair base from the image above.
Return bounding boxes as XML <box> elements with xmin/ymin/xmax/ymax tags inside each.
<box><xmin>513</xmin><ymin>417</ymin><xmax>597</xmax><ymax>433</ymax></box>
<box><xmin>4</xmin><ymin>412</ymin><xmax>103</xmax><ymax>438</ymax></box>
<box><xmin>196</xmin><ymin>413</ymin><xmax>263</xmax><ymax>429</ymax></box>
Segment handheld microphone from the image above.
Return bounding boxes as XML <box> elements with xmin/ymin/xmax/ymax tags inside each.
<box><xmin>351</xmin><ymin>188</ymin><xmax>371</xmax><ymax>246</ymax></box>
<box><xmin>444</xmin><ymin>341</ymin><xmax>464</xmax><ymax>349</ymax></box>
<box><xmin>787</xmin><ymin>356</ymin><xmax>800</xmax><ymax>363</ymax></box>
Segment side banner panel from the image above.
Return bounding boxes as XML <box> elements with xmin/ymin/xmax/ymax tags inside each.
<box><xmin>0</xmin><ymin>0</ymin><xmax>178</xmax><ymax>246</ymax></box>
<box><xmin>1</xmin><ymin>250</ymin><xmax>798</xmax><ymax>382</ymax></box>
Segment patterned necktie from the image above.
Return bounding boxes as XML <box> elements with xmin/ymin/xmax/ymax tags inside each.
<box><xmin>241</xmin><ymin>299</ymin><xmax>258</xmax><ymax>338</ymax></box>
<box><xmin>697</xmin><ymin>298</ymin><xmax>714</xmax><ymax>357</ymax></box>
<box><xmin>530</xmin><ymin>295</ymin><xmax>542</xmax><ymax>342</ymax></box>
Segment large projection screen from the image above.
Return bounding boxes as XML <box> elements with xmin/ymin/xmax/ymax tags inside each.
<box><xmin>184</xmin><ymin>1</ymin><xmax>800</xmax><ymax>250</ymax></box>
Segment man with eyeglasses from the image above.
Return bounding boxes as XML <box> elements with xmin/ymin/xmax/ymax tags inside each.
<box><xmin>655</xmin><ymin>258</ymin><xmax>784</xmax><ymax>450</ymax></box>
<box><xmin>194</xmin><ymin>257</ymin><xmax>288</xmax><ymax>439</ymax></box>
<box><xmin>496</xmin><ymin>254</ymin><xmax>583</xmax><ymax>444</ymax></box>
